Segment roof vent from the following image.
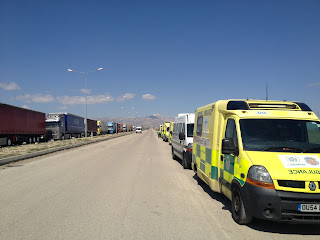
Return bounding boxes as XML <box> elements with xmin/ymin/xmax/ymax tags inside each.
<box><xmin>227</xmin><ymin>101</ymin><xmax>249</xmax><ymax>110</ymax></box>
<box><xmin>293</xmin><ymin>102</ymin><xmax>312</xmax><ymax>111</ymax></box>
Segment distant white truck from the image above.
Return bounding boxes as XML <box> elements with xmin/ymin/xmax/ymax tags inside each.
<box><xmin>136</xmin><ymin>126</ymin><xmax>142</xmax><ymax>133</ymax></box>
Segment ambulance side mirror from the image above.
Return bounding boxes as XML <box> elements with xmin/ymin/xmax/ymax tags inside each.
<box><xmin>179</xmin><ymin>132</ymin><xmax>185</xmax><ymax>140</ymax></box>
<box><xmin>222</xmin><ymin>138</ymin><xmax>238</xmax><ymax>155</ymax></box>
<box><xmin>170</xmin><ymin>131</ymin><xmax>172</xmax><ymax>134</ymax></box>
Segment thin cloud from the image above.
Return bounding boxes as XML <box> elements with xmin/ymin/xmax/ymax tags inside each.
<box><xmin>306</xmin><ymin>82</ymin><xmax>320</xmax><ymax>88</ymax></box>
<box><xmin>142</xmin><ymin>94</ymin><xmax>156</xmax><ymax>100</ymax></box>
<box><xmin>0</xmin><ymin>82</ymin><xmax>20</xmax><ymax>91</ymax></box>
<box><xmin>57</xmin><ymin>94</ymin><xmax>114</xmax><ymax>105</ymax></box>
<box><xmin>117</xmin><ymin>93</ymin><xmax>136</xmax><ymax>102</ymax></box>
<box><xmin>16</xmin><ymin>93</ymin><xmax>114</xmax><ymax>105</ymax></box>
<box><xmin>81</xmin><ymin>89</ymin><xmax>92</xmax><ymax>94</ymax></box>
<box><xmin>16</xmin><ymin>94</ymin><xmax>55</xmax><ymax>103</ymax></box>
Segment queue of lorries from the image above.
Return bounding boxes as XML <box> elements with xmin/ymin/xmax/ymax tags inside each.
<box><xmin>158</xmin><ymin>99</ymin><xmax>320</xmax><ymax>225</ymax></box>
<box><xmin>0</xmin><ymin>102</ymin><xmax>135</xmax><ymax>146</ymax></box>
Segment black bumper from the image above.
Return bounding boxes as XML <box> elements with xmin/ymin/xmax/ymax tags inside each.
<box><xmin>241</xmin><ymin>183</ymin><xmax>320</xmax><ymax>223</ymax></box>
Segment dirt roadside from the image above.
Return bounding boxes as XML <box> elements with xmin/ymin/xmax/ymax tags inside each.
<box><xmin>0</xmin><ymin>132</ymin><xmax>132</xmax><ymax>164</ymax></box>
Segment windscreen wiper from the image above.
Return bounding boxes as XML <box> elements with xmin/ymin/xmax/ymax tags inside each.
<box><xmin>301</xmin><ymin>147</ymin><xmax>320</xmax><ymax>153</ymax></box>
<box><xmin>262</xmin><ymin>146</ymin><xmax>303</xmax><ymax>152</ymax></box>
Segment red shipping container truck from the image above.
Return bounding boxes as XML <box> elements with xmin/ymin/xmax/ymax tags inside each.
<box><xmin>87</xmin><ymin>119</ymin><xmax>98</xmax><ymax>136</ymax></box>
<box><xmin>0</xmin><ymin>103</ymin><xmax>46</xmax><ymax>146</ymax></box>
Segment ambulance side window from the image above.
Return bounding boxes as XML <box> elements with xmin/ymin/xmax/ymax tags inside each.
<box><xmin>225</xmin><ymin>119</ymin><xmax>238</xmax><ymax>148</ymax></box>
<box><xmin>196</xmin><ymin>116</ymin><xmax>203</xmax><ymax>136</ymax></box>
<box><xmin>306</xmin><ymin>121</ymin><xmax>320</xmax><ymax>144</ymax></box>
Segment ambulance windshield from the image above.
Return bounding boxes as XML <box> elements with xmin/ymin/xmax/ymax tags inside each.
<box><xmin>240</xmin><ymin>119</ymin><xmax>320</xmax><ymax>153</ymax></box>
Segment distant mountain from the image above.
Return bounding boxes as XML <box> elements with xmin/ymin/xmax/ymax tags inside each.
<box><xmin>99</xmin><ymin>115</ymin><xmax>174</xmax><ymax>128</ymax></box>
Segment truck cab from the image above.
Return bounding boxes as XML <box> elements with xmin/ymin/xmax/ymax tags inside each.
<box><xmin>45</xmin><ymin>114</ymin><xmax>66</xmax><ymax>140</ymax></box>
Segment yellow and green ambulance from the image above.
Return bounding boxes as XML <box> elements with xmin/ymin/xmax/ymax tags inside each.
<box><xmin>193</xmin><ymin>100</ymin><xmax>320</xmax><ymax>224</ymax></box>
<box><xmin>163</xmin><ymin>122</ymin><xmax>171</xmax><ymax>142</ymax></box>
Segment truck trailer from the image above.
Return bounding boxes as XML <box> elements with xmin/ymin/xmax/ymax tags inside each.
<box><xmin>97</xmin><ymin>121</ymin><xmax>108</xmax><ymax>135</ymax></box>
<box><xmin>0</xmin><ymin>103</ymin><xmax>46</xmax><ymax>146</ymax></box>
<box><xmin>87</xmin><ymin>119</ymin><xmax>98</xmax><ymax>136</ymax></box>
<box><xmin>45</xmin><ymin>113</ymin><xmax>85</xmax><ymax>140</ymax></box>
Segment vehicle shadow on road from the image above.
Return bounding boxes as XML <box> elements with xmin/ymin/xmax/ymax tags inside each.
<box><xmin>192</xmin><ymin>174</ymin><xmax>231</xmax><ymax>212</ymax></box>
<box><xmin>192</xmin><ymin>174</ymin><xmax>320</xmax><ymax>235</ymax></box>
<box><xmin>247</xmin><ymin>219</ymin><xmax>320</xmax><ymax>235</ymax></box>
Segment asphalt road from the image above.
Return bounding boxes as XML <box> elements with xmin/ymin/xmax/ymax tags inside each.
<box><xmin>0</xmin><ymin>130</ymin><xmax>319</xmax><ymax>240</ymax></box>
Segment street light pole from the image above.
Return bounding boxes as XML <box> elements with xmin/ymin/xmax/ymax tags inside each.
<box><xmin>68</xmin><ymin>67</ymin><xmax>103</xmax><ymax>138</ymax></box>
<box><xmin>84</xmin><ymin>72</ymin><xmax>87</xmax><ymax>137</ymax></box>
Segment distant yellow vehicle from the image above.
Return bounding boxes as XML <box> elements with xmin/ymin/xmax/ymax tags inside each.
<box><xmin>193</xmin><ymin>99</ymin><xmax>320</xmax><ymax>224</ymax></box>
<box><xmin>163</xmin><ymin>122</ymin><xmax>171</xmax><ymax>142</ymax></box>
<box><xmin>168</xmin><ymin>122</ymin><xmax>174</xmax><ymax>145</ymax></box>
<box><xmin>158</xmin><ymin>125</ymin><xmax>163</xmax><ymax>138</ymax></box>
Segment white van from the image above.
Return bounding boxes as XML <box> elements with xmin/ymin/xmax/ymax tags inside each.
<box><xmin>136</xmin><ymin>126</ymin><xmax>142</xmax><ymax>133</ymax></box>
<box><xmin>171</xmin><ymin>113</ymin><xmax>195</xmax><ymax>169</ymax></box>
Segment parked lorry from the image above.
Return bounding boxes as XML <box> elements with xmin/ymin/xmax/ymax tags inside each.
<box><xmin>87</xmin><ymin>119</ymin><xmax>98</xmax><ymax>136</ymax></box>
<box><xmin>97</xmin><ymin>121</ymin><xmax>108</xmax><ymax>135</ymax></box>
<box><xmin>118</xmin><ymin>123</ymin><xmax>123</xmax><ymax>133</ymax></box>
<box><xmin>45</xmin><ymin>113</ymin><xmax>85</xmax><ymax>140</ymax></box>
<box><xmin>108</xmin><ymin>122</ymin><xmax>118</xmax><ymax>134</ymax></box>
<box><xmin>0</xmin><ymin>103</ymin><xmax>46</xmax><ymax>146</ymax></box>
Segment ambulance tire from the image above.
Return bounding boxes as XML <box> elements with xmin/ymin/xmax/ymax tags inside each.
<box><xmin>231</xmin><ymin>188</ymin><xmax>252</xmax><ymax>225</ymax></box>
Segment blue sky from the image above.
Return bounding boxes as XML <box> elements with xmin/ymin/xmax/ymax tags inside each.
<box><xmin>1</xmin><ymin>0</ymin><xmax>320</xmax><ymax>119</ymax></box>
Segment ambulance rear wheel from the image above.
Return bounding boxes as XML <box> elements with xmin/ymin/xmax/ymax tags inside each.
<box><xmin>231</xmin><ymin>188</ymin><xmax>252</xmax><ymax>225</ymax></box>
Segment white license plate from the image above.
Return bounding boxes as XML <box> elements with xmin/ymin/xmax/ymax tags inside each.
<box><xmin>298</xmin><ymin>204</ymin><xmax>320</xmax><ymax>212</ymax></box>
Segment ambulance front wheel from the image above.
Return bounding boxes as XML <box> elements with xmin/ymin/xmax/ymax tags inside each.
<box><xmin>232</xmin><ymin>188</ymin><xmax>252</xmax><ymax>225</ymax></box>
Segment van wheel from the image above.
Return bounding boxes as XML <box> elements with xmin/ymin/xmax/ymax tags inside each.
<box><xmin>182</xmin><ymin>154</ymin><xmax>187</xmax><ymax>169</ymax></box>
<box><xmin>182</xmin><ymin>153</ymin><xmax>191</xmax><ymax>169</ymax></box>
<box><xmin>172</xmin><ymin>147</ymin><xmax>178</xmax><ymax>160</ymax></box>
<box><xmin>231</xmin><ymin>188</ymin><xmax>252</xmax><ymax>225</ymax></box>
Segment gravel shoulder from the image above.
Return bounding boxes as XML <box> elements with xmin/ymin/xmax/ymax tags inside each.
<box><xmin>0</xmin><ymin>132</ymin><xmax>133</xmax><ymax>165</ymax></box>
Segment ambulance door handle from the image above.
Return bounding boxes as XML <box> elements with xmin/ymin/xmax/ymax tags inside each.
<box><xmin>220</xmin><ymin>155</ymin><xmax>224</xmax><ymax>161</ymax></box>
